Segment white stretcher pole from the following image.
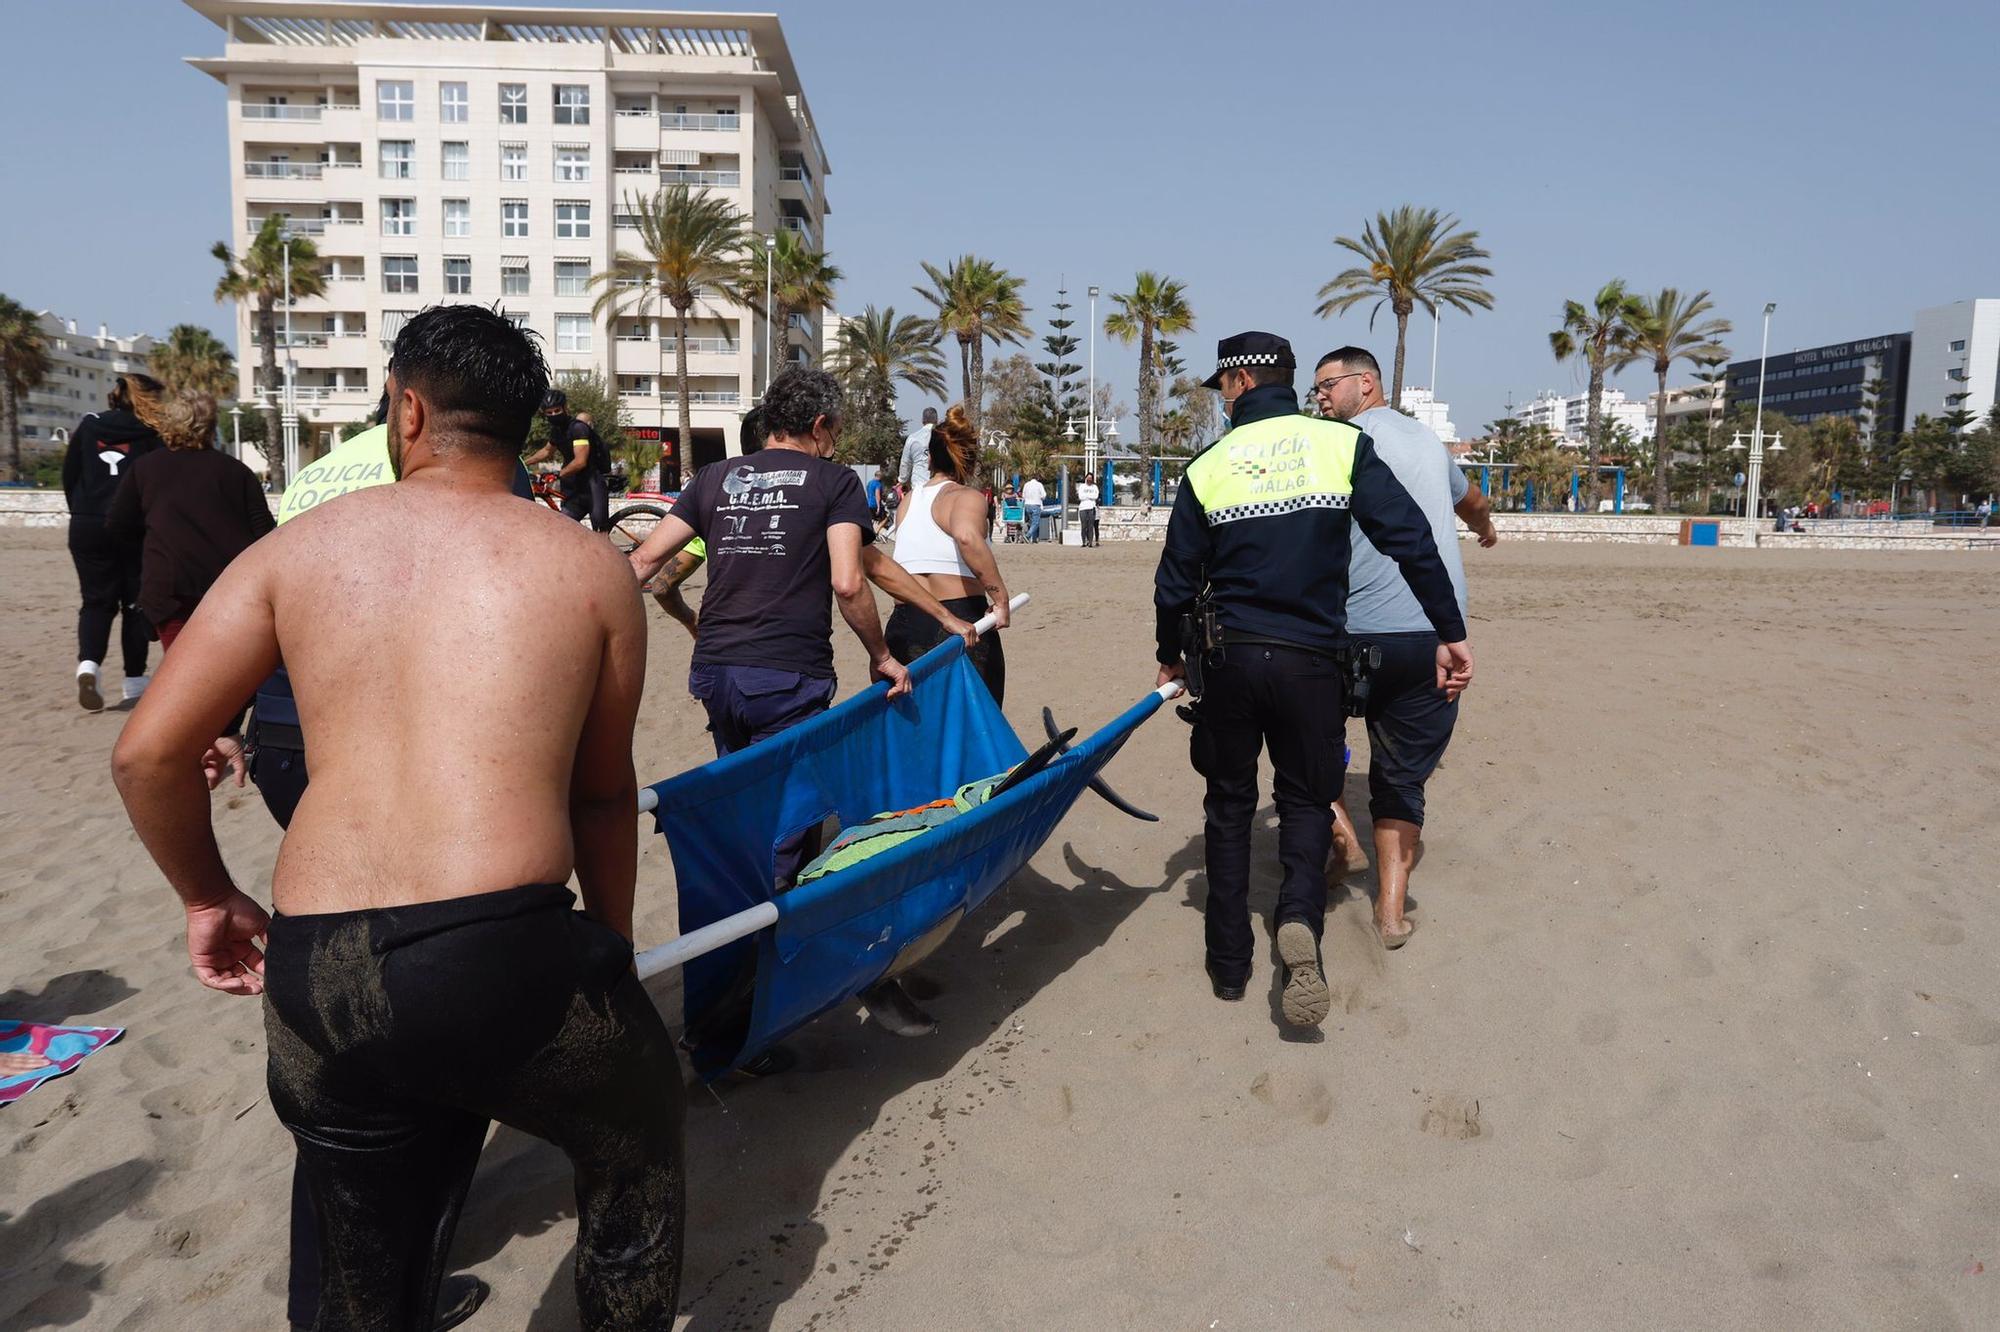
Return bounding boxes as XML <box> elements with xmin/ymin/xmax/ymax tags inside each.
<box><xmin>630</xmin><ymin>592</ymin><xmax>1035</xmax><ymax>976</ymax></box>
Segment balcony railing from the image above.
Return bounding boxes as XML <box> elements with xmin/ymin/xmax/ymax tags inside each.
<box><xmin>779</xmin><ymin>216</ymin><xmax>811</xmax><ymax>236</ymax></box>
<box><xmin>663</xmin><ymin>337</ymin><xmax>738</xmax><ymax>354</ymax></box>
<box><xmin>324</xmin><ymin>273</ymin><xmax>365</xmax><ymax>282</ymax></box>
<box><xmin>245</xmin><ymin>161</ymin><xmax>322</xmax><ymax>179</ymax></box>
<box><xmin>618</xmin><ymin>384</ymin><xmax>656</xmax><ymax>397</ymax></box>
<box><xmin>660</xmin><ymin>169</ymin><xmax>740</xmax><ymax>187</ymax></box>
<box><xmin>242</xmin><ymin>104</ymin><xmax>321</xmax><ymax>121</ymax></box>
<box><xmin>288</xmin><ymin>386</ymin><xmax>370</xmax><ymax>402</ymax></box>
<box><xmin>779</xmin><ymin>166</ymin><xmax>812</xmax><ymax>184</ymax></box>
<box><xmin>613</xmin><ymin>164</ymin><xmax>654</xmax><ymax>175</ymax></box>
<box><xmin>615</xmin><ymin>107</ymin><xmax>654</xmax><ymax>119</ymax></box>
<box><xmin>660</xmin><ymin>113</ymin><xmax>740</xmax><ymax>131</ymax></box>
<box><xmin>248</xmin><ymin>216</ymin><xmax>325</xmax><ymax>235</ymax></box>
<box><xmin>661</xmin><ymin>391</ymin><xmax>742</xmax><ymax>406</ymax></box>
<box><xmin>325</xmin><ymin>160</ymin><xmax>362</xmax><ymax>171</ymax></box>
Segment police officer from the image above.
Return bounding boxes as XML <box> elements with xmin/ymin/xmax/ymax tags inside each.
<box><xmin>525</xmin><ymin>387</ymin><xmax>610</xmax><ymax>531</ymax></box>
<box><xmin>1153</xmin><ymin>332</ymin><xmax>1473</xmax><ymax>1028</ymax></box>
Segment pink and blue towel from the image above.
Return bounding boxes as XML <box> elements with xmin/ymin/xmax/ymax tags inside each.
<box><xmin>0</xmin><ymin>1020</ymin><xmax>123</xmax><ymax>1106</ymax></box>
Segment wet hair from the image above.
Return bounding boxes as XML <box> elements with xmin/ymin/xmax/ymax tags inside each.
<box><xmin>387</xmin><ymin>304</ymin><xmax>549</xmax><ymax>454</ymax></box>
<box><xmin>1315</xmin><ymin>345</ymin><xmax>1381</xmax><ymax>379</ymax></box>
<box><xmin>740</xmin><ymin>404</ymin><xmax>767</xmax><ymax>454</ymax></box>
<box><xmin>929</xmin><ymin>404</ymin><xmax>979</xmax><ymax>483</ymax></box>
<box><xmin>921</xmin><ymin>406</ymin><xmax>939</xmax><ymax>424</ymax></box>
<box><xmin>760</xmin><ymin>367</ymin><xmax>843</xmax><ymax>440</ymax></box>
<box><xmin>131</xmin><ymin>386</ymin><xmax>218</xmax><ymax>451</ymax></box>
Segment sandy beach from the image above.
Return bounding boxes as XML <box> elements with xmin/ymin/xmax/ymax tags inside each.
<box><xmin>3</xmin><ymin>524</ymin><xmax>1998</xmax><ymax>1329</ymax></box>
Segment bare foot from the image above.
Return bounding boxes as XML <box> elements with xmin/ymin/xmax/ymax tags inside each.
<box><xmin>1328</xmin><ymin>801</ymin><xmax>1360</xmax><ymax>887</ymax></box>
<box><xmin>1</xmin><ymin>1051</ymin><xmax>53</xmax><ymax>1076</ymax></box>
<box><xmin>1376</xmin><ymin>916</ymin><xmax>1417</xmax><ymax>950</ymax></box>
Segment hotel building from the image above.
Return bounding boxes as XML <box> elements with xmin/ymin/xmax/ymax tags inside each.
<box><xmin>185</xmin><ymin>0</ymin><xmax>830</xmax><ymax>485</ymax></box>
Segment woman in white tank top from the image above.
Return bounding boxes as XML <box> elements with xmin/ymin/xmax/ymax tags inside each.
<box><xmin>885</xmin><ymin>404</ymin><xmax>1011</xmax><ymax>704</ymax></box>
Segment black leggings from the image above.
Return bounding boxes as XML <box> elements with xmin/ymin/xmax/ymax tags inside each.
<box><xmin>68</xmin><ymin>516</ymin><xmax>150</xmax><ymax>675</ymax></box>
<box><xmin>264</xmin><ymin>884</ymin><xmax>685</xmax><ymax>1331</ymax></box>
<box><xmin>885</xmin><ymin>595</ymin><xmax>1005</xmax><ymax>705</ymax></box>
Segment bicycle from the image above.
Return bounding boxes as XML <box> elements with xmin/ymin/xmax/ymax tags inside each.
<box><xmin>529</xmin><ymin>471</ymin><xmax>667</xmax><ymax>558</ymax></box>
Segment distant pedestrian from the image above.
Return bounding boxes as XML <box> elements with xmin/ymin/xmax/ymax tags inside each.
<box><xmin>1021</xmin><ymin>474</ymin><xmax>1047</xmax><ymax>542</ymax></box>
<box><xmin>63</xmin><ymin>374</ymin><xmax>163</xmax><ymax>711</ymax></box>
<box><xmin>898</xmin><ymin>407</ymin><xmax>938</xmax><ymax>493</ymax></box>
<box><xmin>1980</xmin><ymin>498</ymin><xmax>1992</xmax><ymax>528</ymax></box>
<box><xmin>108</xmin><ymin>384</ymin><xmax>273</xmax><ymax>652</ymax></box>
<box><xmin>1077</xmin><ymin>476</ymin><xmax>1101</xmax><ymax>547</ymax></box>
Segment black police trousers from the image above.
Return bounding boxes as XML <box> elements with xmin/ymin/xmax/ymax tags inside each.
<box><xmin>1189</xmin><ymin>642</ymin><xmax>1347</xmax><ymax>987</ymax></box>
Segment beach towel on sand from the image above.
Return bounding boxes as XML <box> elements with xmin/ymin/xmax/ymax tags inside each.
<box><xmin>0</xmin><ymin>1020</ymin><xmax>123</xmax><ymax>1105</ymax></box>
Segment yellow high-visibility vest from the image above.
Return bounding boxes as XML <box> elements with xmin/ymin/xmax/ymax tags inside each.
<box><xmin>1182</xmin><ymin>414</ymin><xmax>1362</xmax><ymax>526</ymax></box>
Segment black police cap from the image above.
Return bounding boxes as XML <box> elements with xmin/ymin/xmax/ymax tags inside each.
<box><xmin>1202</xmin><ymin>331</ymin><xmax>1296</xmax><ymax>390</ymax></box>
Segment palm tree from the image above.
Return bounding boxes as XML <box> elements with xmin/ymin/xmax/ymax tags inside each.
<box><xmin>912</xmin><ymin>255</ymin><xmax>1029</xmax><ymax>434</ymax></box>
<box><xmin>1314</xmin><ymin>205</ymin><xmax>1494</xmax><ymax>411</ymax></box>
<box><xmin>1550</xmin><ymin>280</ymin><xmax>1643</xmax><ymax>511</ymax></box>
<box><xmin>151</xmin><ymin>324</ymin><xmax>239</xmax><ymax>398</ymax></box>
<box><xmin>591</xmin><ymin>186</ymin><xmax>748</xmax><ymax>468</ymax></box>
<box><xmin>0</xmin><ymin>295</ymin><xmax>52</xmax><ymax>482</ymax></box>
<box><xmin>826</xmin><ymin>305</ymin><xmax>948</xmax><ymax>401</ymax></box>
<box><xmin>212</xmin><ymin>216</ymin><xmax>326</xmax><ymax>486</ymax></box>
<box><xmin>1104</xmin><ymin>271</ymin><xmax>1195</xmax><ymax>469</ymax></box>
<box><xmin>1620</xmin><ymin>288</ymin><xmax>1731</xmax><ymax>513</ymax></box>
<box><xmin>738</xmin><ymin>229</ymin><xmax>842</xmax><ymax>373</ymax></box>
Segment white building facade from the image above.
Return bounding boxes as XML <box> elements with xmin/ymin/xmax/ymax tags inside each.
<box><xmin>1511</xmin><ymin>387</ymin><xmax>1648</xmax><ymax>445</ymax></box>
<box><xmin>1394</xmin><ymin>386</ymin><xmax>1458</xmax><ymax>443</ymax></box>
<box><xmin>1906</xmin><ymin>299</ymin><xmax>2000</xmax><ymax>431</ymax></box>
<box><xmin>187</xmin><ymin>0</ymin><xmax>830</xmax><ymax>486</ymax></box>
<box><xmin>16</xmin><ymin>314</ymin><xmax>154</xmax><ymax>462</ymax></box>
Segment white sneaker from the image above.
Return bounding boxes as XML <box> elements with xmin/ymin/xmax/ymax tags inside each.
<box><xmin>77</xmin><ymin>662</ymin><xmax>104</xmax><ymax>712</ymax></box>
<box><xmin>121</xmin><ymin>674</ymin><xmax>150</xmax><ymax>703</ymax></box>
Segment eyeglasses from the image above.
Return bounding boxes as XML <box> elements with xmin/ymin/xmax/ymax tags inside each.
<box><xmin>1310</xmin><ymin>372</ymin><xmax>1367</xmax><ymax>397</ymax></box>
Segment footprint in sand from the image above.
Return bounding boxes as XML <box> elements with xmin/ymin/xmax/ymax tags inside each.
<box><xmin>1249</xmin><ymin>1071</ymin><xmax>1334</xmax><ymax>1125</ymax></box>
<box><xmin>1418</xmin><ymin>1093</ymin><xmax>1483</xmax><ymax>1141</ymax></box>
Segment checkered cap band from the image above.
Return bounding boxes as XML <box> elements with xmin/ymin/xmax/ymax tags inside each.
<box><xmin>1206</xmin><ymin>492</ymin><xmax>1350</xmax><ymax>525</ymax></box>
<box><xmin>1215</xmin><ymin>352</ymin><xmax>1286</xmax><ymax>371</ymax></box>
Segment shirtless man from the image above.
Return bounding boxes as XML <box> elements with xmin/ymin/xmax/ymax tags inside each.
<box><xmin>112</xmin><ymin>304</ymin><xmax>683</xmax><ymax>1330</ymax></box>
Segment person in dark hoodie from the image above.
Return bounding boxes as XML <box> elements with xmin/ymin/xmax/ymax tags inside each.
<box><xmin>63</xmin><ymin>374</ymin><xmax>164</xmax><ymax>711</ymax></box>
<box><xmin>108</xmin><ymin>383</ymin><xmax>274</xmax><ymax>652</ymax></box>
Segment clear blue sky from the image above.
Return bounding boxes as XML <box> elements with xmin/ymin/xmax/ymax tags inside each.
<box><xmin>4</xmin><ymin>0</ymin><xmax>1997</xmax><ymax>435</ymax></box>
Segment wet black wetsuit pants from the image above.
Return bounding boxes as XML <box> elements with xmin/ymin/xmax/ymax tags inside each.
<box><xmin>885</xmin><ymin>595</ymin><xmax>1006</xmax><ymax>705</ymax></box>
<box><xmin>68</xmin><ymin>516</ymin><xmax>150</xmax><ymax>675</ymax></box>
<box><xmin>1190</xmin><ymin>643</ymin><xmax>1347</xmax><ymax>988</ymax></box>
<box><xmin>264</xmin><ymin>884</ymin><xmax>685</xmax><ymax>1332</ymax></box>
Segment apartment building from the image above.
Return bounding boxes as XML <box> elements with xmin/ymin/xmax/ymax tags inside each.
<box><xmin>1394</xmin><ymin>385</ymin><xmax>1458</xmax><ymax>443</ymax></box>
<box><xmin>1508</xmin><ymin>387</ymin><xmax>1648</xmax><ymax>445</ymax></box>
<box><xmin>1906</xmin><ymin>300</ymin><xmax>2000</xmax><ymax>431</ymax></box>
<box><xmin>1725</xmin><ymin>332</ymin><xmax>1909</xmax><ymax>440</ymax></box>
<box><xmin>15</xmin><ymin>314</ymin><xmax>154</xmax><ymax>462</ymax></box>
<box><xmin>186</xmin><ymin>0</ymin><xmax>830</xmax><ymax>485</ymax></box>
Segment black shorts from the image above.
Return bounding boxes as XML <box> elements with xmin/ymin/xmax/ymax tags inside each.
<box><xmin>1353</xmin><ymin>631</ymin><xmax>1458</xmax><ymax>827</ymax></box>
<box><xmin>264</xmin><ymin>883</ymin><xmax>685</xmax><ymax>1329</ymax></box>
<box><xmin>885</xmin><ymin>596</ymin><xmax>1005</xmax><ymax>705</ymax></box>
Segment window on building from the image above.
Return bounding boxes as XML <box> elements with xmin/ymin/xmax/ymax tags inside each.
<box><xmin>501</xmin><ymin>258</ymin><xmax>530</xmax><ymax>296</ymax></box>
<box><xmin>504</xmin><ymin>312</ymin><xmax>532</xmax><ymax>334</ymax></box>
<box><xmin>500</xmin><ymin>83</ymin><xmax>527</xmax><ymax>124</ymax></box>
<box><xmin>555</xmin><ymin>260</ymin><xmax>590</xmax><ymax>296</ymax></box>
<box><xmin>502</xmin><ymin>199</ymin><xmax>529</xmax><ymax>238</ymax></box>
<box><xmin>554</xmin><ymin>200</ymin><xmax>591</xmax><ymax>239</ymax></box>
<box><xmin>556</xmin><ymin>314</ymin><xmax>592</xmax><ymax>352</ymax></box>
<box><xmin>440</xmin><ymin>82</ymin><xmax>468</xmax><ymax>123</ymax></box>
<box><xmin>501</xmin><ymin>143</ymin><xmax>527</xmax><ymax>182</ymax></box>
<box><xmin>1951</xmin><ymin>339</ymin><xmax>1967</xmax><ymax>352</ymax></box>
<box><xmin>379</xmin><ymin>140</ymin><xmax>413</xmax><ymax>179</ymax></box>
<box><xmin>383</xmin><ymin>255</ymin><xmax>418</xmax><ymax>294</ymax></box>
<box><xmin>554</xmin><ymin>85</ymin><xmax>590</xmax><ymax>125</ymax></box>
<box><xmin>442</xmin><ymin>141</ymin><xmax>468</xmax><ymax>181</ymax></box>
<box><xmin>444</xmin><ymin>256</ymin><xmax>471</xmax><ymax>295</ymax></box>
<box><xmin>381</xmin><ymin>198</ymin><xmax>416</xmax><ymax>237</ymax></box>
<box><xmin>376</xmin><ymin>80</ymin><xmax>413</xmax><ymax>121</ymax></box>
<box><xmin>555</xmin><ymin>146</ymin><xmax>591</xmax><ymax>183</ymax></box>
<box><xmin>443</xmin><ymin>199</ymin><xmax>470</xmax><ymax>238</ymax></box>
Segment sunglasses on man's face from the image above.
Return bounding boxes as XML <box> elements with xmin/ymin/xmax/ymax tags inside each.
<box><xmin>1310</xmin><ymin>371</ymin><xmax>1367</xmax><ymax>397</ymax></box>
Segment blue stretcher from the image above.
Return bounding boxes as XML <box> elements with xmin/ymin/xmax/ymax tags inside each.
<box><xmin>634</xmin><ymin>598</ymin><xmax>1173</xmax><ymax>1077</ymax></box>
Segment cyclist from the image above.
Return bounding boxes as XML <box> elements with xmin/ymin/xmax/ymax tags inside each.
<box><xmin>523</xmin><ymin>389</ymin><xmax>609</xmax><ymax>531</ymax></box>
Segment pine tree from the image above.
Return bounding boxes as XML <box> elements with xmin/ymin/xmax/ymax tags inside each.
<box><xmin>1036</xmin><ymin>282</ymin><xmax>1085</xmax><ymax>429</ymax></box>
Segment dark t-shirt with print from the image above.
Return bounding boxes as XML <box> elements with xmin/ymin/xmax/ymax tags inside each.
<box><xmin>669</xmin><ymin>449</ymin><xmax>875</xmax><ymax>678</ymax></box>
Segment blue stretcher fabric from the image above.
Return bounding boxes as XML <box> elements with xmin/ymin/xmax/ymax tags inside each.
<box><xmin>645</xmin><ymin>638</ymin><xmax>1163</xmax><ymax>1076</ymax></box>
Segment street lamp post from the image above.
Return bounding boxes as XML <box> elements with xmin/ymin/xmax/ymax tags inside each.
<box><xmin>1429</xmin><ymin>305</ymin><xmax>1441</xmax><ymax>407</ymax></box>
<box><xmin>1743</xmin><ymin>301</ymin><xmax>1776</xmax><ymax>523</ymax></box>
<box><xmin>762</xmin><ymin>233</ymin><xmax>776</xmax><ymax>396</ymax></box>
<box><xmin>279</xmin><ymin>226</ymin><xmax>299</xmax><ymax>485</ymax></box>
<box><xmin>229</xmin><ymin>405</ymin><xmax>243</xmax><ymax>464</ymax></box>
